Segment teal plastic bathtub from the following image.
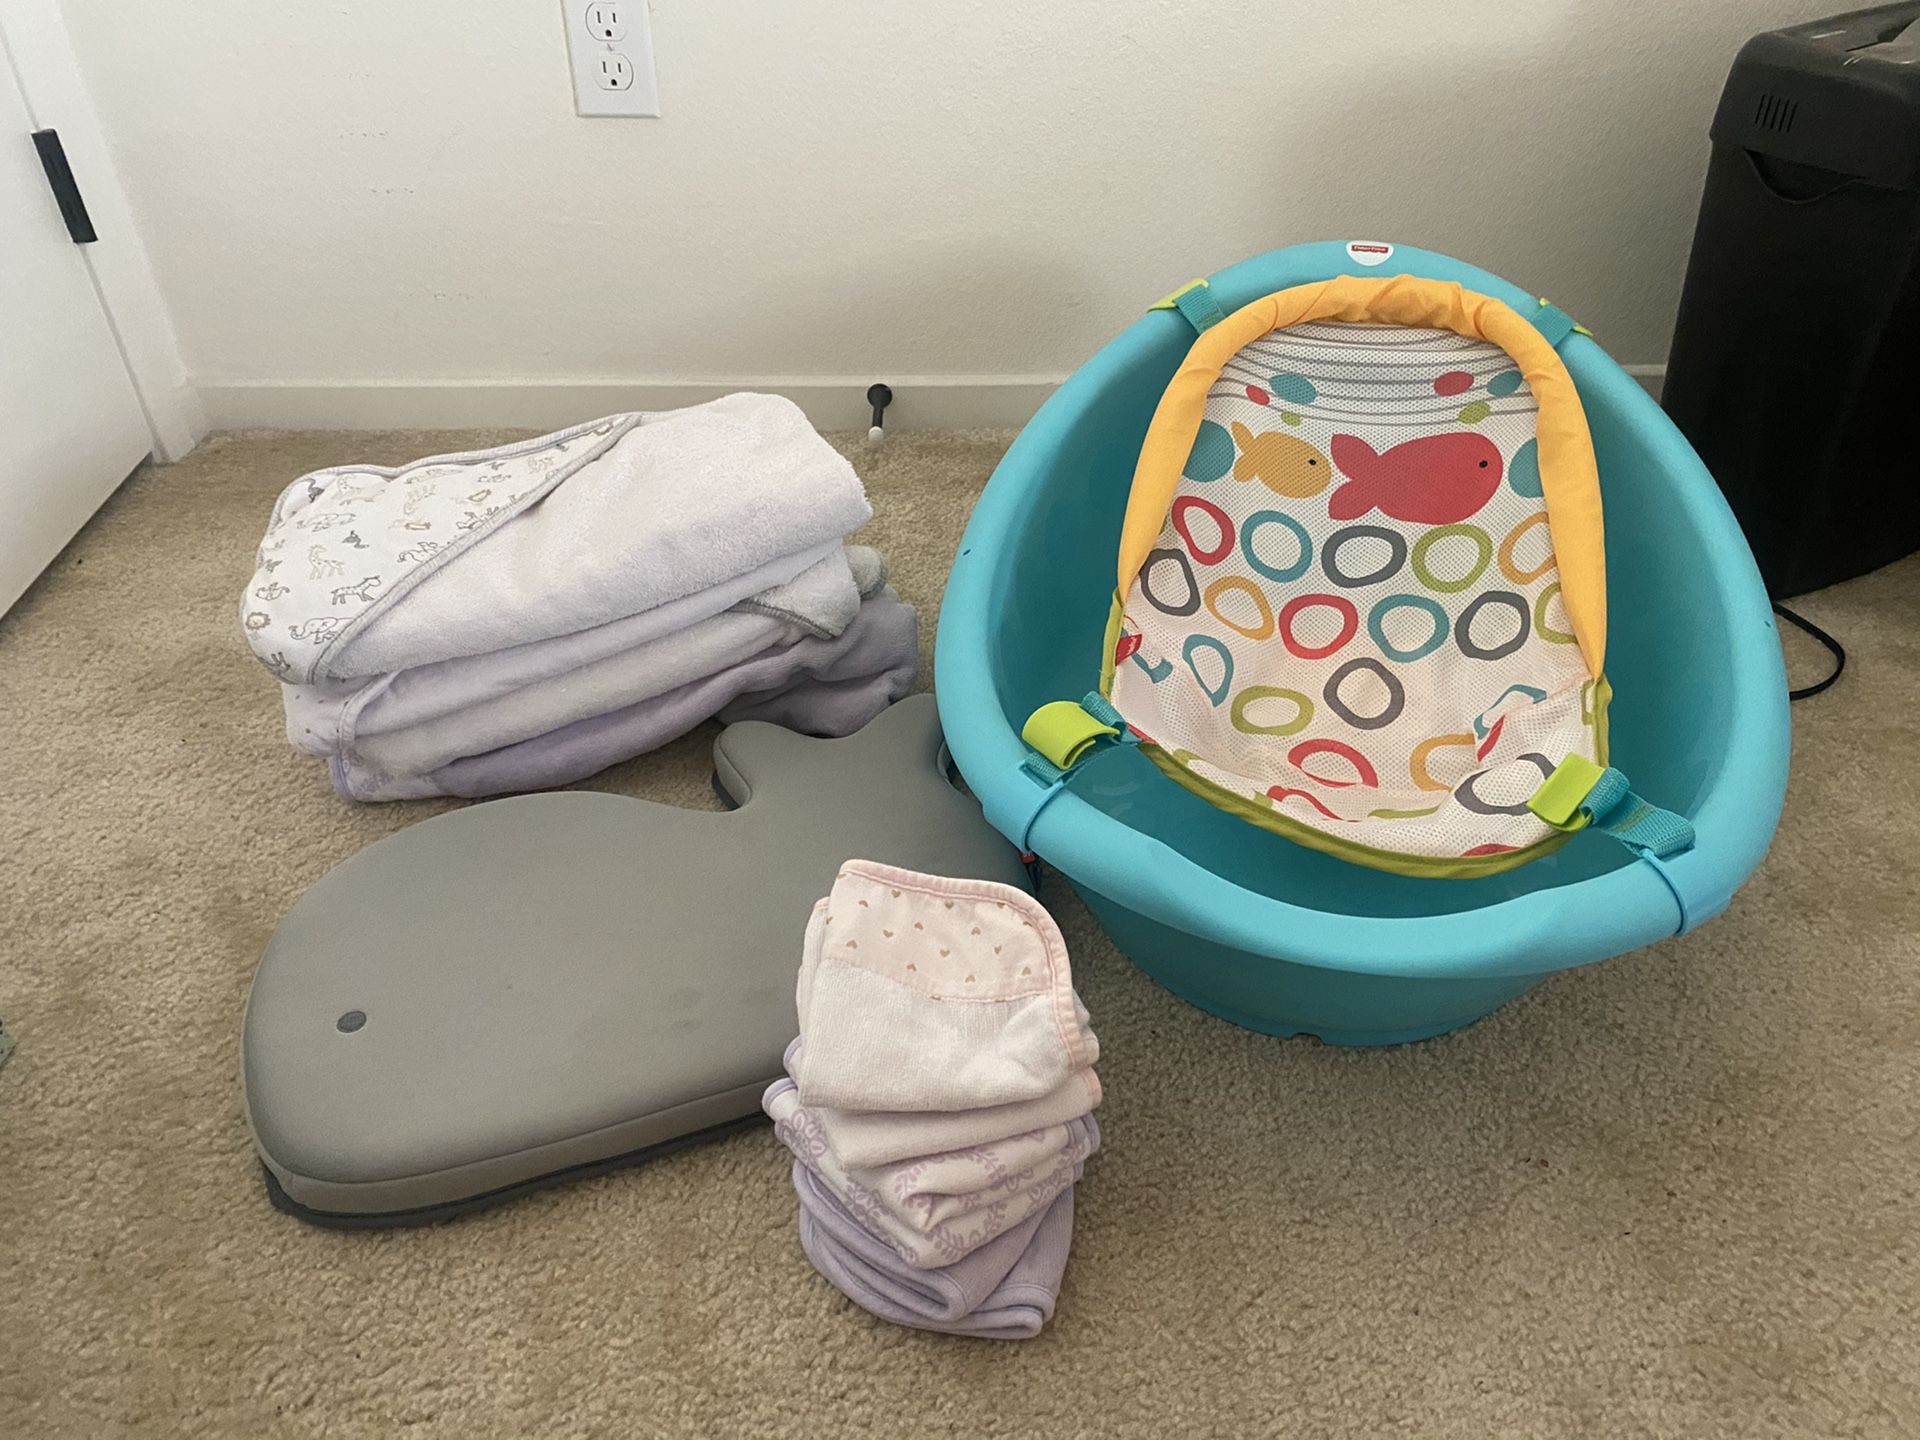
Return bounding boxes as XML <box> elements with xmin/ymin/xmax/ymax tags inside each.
<box><xmin>934</xmin><ymin>242</ymin><xmax>1790</xmax><ymax>1044</ymax></box>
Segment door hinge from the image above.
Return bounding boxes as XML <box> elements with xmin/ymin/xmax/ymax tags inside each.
<box><xmin>30</xmin><ymin>129</ymin><xmax>97</xmax><ymax>244</ymax></box>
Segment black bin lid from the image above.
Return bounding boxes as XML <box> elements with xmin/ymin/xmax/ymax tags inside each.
<box><xmin>1713</xmin><ymin>3</ymin><xmax>1920</xmax><ymax>189</ymax></box>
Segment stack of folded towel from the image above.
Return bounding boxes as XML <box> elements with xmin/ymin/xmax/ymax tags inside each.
<box><xmin>764</xmin><ymin>860</ymin><xmax>1102</xmax><ymax>1340</ymax></box>
<box><xmin>238</xmin><ymin>394</ymin><xmax>917</xmax><ymax>800</ymax></box>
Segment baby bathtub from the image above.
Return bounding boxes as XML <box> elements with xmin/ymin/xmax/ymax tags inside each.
<box><xmin>935</xmin><ymin>241</ymin><xmax>1789</xmax><ymax>1045</ymax></box>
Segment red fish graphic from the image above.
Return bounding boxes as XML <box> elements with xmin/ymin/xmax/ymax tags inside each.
<box><xmin>1326</xmin><ymin>432</ymin><xmax>1504</xmax><ymax>524</ymax></box>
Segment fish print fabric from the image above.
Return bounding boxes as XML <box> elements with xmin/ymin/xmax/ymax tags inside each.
<box><xmin>1112</xmin><ymin>320</ymin><xmax>1600</xmax><ymax>865</ymax></box>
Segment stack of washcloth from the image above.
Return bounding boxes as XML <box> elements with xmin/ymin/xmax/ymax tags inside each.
<box><xmin>237</xmin><ymin>395</ymin><xmax>917</xmax><ymax>800</ymax></box>
<box><xmin>764</xmin><ymin>860</ymin><xmax>1102</xmax><ymax>1340</ymax></box>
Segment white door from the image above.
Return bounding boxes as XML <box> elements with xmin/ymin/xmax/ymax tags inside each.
<box><xmin>0</xmin><ymin>54</ymin><xmax>151</xmax><ymax>616</ymax></box>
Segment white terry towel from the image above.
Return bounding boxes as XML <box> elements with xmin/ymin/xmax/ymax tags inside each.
<box><xmin>284</xmin><ymin>546</ymin><xmax>878</xmax><ymax>772</ymax></box>
<box><xmin>778</xmin><ymin>1039</ymin><xmax>1102</xmax><ymax>1170</ymax></box>
<box><xmin>775</xmin><ymin>1077</ymin><xmax>1100</xmax><ymax>1233</ymax></box>
<box><xmin>793</xmin><ymin>862</ymin><xmax>1100</xmax><ymax>1113</ymax></box>
<box><xmin>240</xmin><ymin>395</ymin><xmax>871</xmax><ymax>686</ymax></box>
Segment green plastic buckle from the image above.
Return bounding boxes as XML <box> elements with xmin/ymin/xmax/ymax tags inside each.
<box><xmin>1528</xmin><ymin>753</ymin><xmax>1604</xmax><ymax>831</ymax></box>
<box><xmin>1536</xmin><ymin>297</ymin><xmax>1595</xmax><ymax>339</ymax></box>
<box><xmin>1022</xmin><ymin>701</ymin><xmax>1117</xmax><ymax>771</ymax></box>
<box><xmin>1148</xmin><ymin>278</ymin><xmax>1211</xmax><ymax>312</ymax></box>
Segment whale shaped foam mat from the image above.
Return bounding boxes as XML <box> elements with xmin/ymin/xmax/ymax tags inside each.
<box><xmin>242</xmin><ymin>695</ymin><xmax>1029</xmax><ymax>1227</ymax></box>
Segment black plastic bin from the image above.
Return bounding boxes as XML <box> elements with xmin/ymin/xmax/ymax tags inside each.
<box><xmin>1664</xmin><ymin>3</ymin><xmax>1920</xmax><ymax>599</ymax></box>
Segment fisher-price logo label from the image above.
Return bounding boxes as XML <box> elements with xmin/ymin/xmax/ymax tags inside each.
<box><xmin>1347</xmin><ymin>241</ymin><xmax>1395</xmax><ymax>267</ymax></box>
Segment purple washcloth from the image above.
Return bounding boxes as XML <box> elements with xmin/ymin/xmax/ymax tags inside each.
<box><xmin>793</xmin><ymin>1161</ymin><xmax>1074</xmax><ymax>1340</ymax></box>
<box><xmin>791</xmin><ymin>1161</ymin><xmax>1053</xmax><ymax>1318</ymax></box>
<box><xmin>765</xmin><ymin>1073</ymin><xmax>1096</xmax><ymax>1268</ymax></box>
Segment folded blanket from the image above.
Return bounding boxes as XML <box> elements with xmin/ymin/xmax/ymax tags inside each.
<box><xmin>792</xmin><ymin>862</ymin><xmax>1100</xmax><ymax>1112</ymax></box>
<box><xmin>364</xmin><ymin>585</ymin><xmax>918</xmax><ymax>801</ymax></box>
<box><xmin>777</xmin><ymin>1037</ymin><xmax>1101</xmax><ymax>1170</ymax></box>
<box><xmin>280</xmin><ymin>540</ymin><xmax>849</xmax><ymax>755</ymax></box>
<box><xmin>794</xmin><ymin>1162</ymin><xmax>1073</xmax><ymax>1340</ymax></box>
<box><xmin>243</xmin><ymin>397</ymin><xmax>915</xmax><ymax>801</ymax></box>
<box><xmin>283</xmin><ymin>546</ymin><xmax>913</xmax><ymax>799</ymax></box>
<box><xmin>242</xmin><ymin>395</ymin><xmax>870</xmax><ymax>684</ymax></box>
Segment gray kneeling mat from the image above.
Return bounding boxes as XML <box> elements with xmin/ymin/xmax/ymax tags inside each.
<box><xmin>242</xmin><ymin>695</ymin><xmax>1028</xmax><ymax>1227</ymax></box>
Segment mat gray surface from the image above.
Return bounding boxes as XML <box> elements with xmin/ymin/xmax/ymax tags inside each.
<box><xmin>2</xmin><ymin>428</ymin><xmax>1916</xmax><ymax>1437</ymax></box>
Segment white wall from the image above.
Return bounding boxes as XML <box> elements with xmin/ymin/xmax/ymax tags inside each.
<box><xmin>63</xmin><ymin>0</ymin><xmax>1823</xmax><ymax>428</ymax></box>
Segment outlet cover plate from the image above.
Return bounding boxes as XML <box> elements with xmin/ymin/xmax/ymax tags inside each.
<box><xmin>563</xmin><ymin>0</ymin><xmax>659</xmax><ymax>118</ymax></box>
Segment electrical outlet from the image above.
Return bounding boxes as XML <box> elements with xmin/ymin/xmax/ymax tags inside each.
<box><xmin>596</xmin><ymin>52</ymin><xmax>633</xmax><ymax>90</ymax></box>
<box><xmin>563</xmin><ymin>0</ymin><xmax>659</xmax><ymax>118</ymax></box>
<box><xmin>585</xmin><ymin>2</ymin><xmax>627</xmax><ymax>41</ymax></box>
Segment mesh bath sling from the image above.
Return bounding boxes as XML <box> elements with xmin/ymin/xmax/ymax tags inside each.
<box><xmin>1020</xmin><ymin>274</ymin><xmax>1691</xmax><ymax>879</ymax></box>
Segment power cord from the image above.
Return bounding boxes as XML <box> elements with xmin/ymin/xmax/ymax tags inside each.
<box><xmin>1772</xmin><ymin>602</ymin><xmax>1845</xmax><ymax>701</ymax></box>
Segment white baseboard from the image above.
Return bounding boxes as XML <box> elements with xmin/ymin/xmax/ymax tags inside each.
<box><xmin>196</xmin><ymin>365</ymin><xmax>1668</xmax><ymax>436</ymax></box>
<box><xmin>198</xmin><ymin>376</ymin><xmax>1065</xmax><ymax>434</ymax></box>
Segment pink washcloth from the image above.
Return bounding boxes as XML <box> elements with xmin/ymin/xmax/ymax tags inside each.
<box><xmin>793</xmin><ymin>861</ymin><xmax>1099</xmax><ymax>1112</ymax></box>
<box><xmin>779</xmin><ymin>1037</ymin><xmax>1101</xmax><ymax>1169</ymax></box>
<box><xmin>765</xmin><ymin>1074</ymin><xmax>1098</xmax><ymax>1269</ymax></box>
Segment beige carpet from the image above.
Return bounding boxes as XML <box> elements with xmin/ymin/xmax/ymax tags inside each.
<box><xmin>2</xmin><ymin>429</ymin><xmax>1916</xmax><ymax>1439</ymax></box>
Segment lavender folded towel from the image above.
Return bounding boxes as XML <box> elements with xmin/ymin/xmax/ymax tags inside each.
<box><xmin>342</xmin><ymin>586</ymin><xmax>916</xmax><ymax>800</ymax></box>
<box><xmin>767</xmin><ymin>1073</ymin><xmax>1093</xmax><ymax>1268</ymax></box>
<box><xmin>794</xmin><ymin>1162</ymin><xmax>1073</xmax><ymax>1340</ymax></box>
